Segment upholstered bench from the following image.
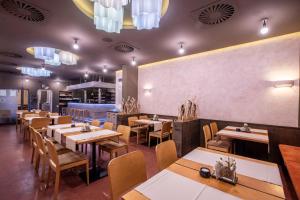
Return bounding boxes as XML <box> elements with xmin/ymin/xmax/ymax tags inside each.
<box><xmin>279</xmin><ymin>144</ymin><xmax>300</xmax><ymax>199</ymax></box>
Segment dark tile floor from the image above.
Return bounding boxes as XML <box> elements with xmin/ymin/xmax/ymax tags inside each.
<box><xmin>0</xmin><ymin>125</ymin><xmax>295</xmax><ymax>200</ymax></box>
<box><xmin>0</xmin><ymin>125</ymin><xmax>158</xmax><ymax>200</ymax></box>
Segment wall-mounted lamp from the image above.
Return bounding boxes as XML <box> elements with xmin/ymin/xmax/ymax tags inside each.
<box><xmin>273</xmin><ymin>80</ymin><xmax>295</xmax><ymax>88</ymax></box>
<box><xmin>144</xmin><ymin>88</ymin><xmax>152</xmax><ymax>95</ymax></box>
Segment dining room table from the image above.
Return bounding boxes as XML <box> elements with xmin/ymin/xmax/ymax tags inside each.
<box><xmin>122</xmin><ymin>147</ymin><xmax>285</xmax><ymax>200</ymax></box>
<box><xmin>52</xmin><ymin>126</ymin><xmax>122</xmax><ymax>182</ymax></box>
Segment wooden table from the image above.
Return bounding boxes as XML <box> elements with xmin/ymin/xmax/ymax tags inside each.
<box><xmin>54</xmin><ymin>127</ymin><xmax>122</xmax><ymax>182</ymax></box>
<box><xmin>122</xmin><ymin>147</ymin><xmax>284</xmax><ymax>200</ymax></box>
<box><xmin>216</xmin><ymin>126</ymin><xmax>269</xmax><ymax>144</ymax></box>
<box><xmin>134</xmin><ymin>119</ymin><xmax>173</xmax><ymax>132</ymax></box>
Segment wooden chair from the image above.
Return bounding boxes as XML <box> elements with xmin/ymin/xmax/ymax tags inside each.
<box><xmin>139</xmin><ymin>115</ymin><xmax>149</xmax><ymax>119</ymax></box>
<box><xmin>210</xmin><ymin>122</ymin><xmax>219</xmax><ymax>139</ymax></box>
<box><xmin>155</xmin><ymin>140</ymin><xmax>178</xmax><ymax>171</ymax></box>
<box><xmin>148</xmin><ymin>121</ymin><xmax>172</xmax><ymax>147</ymax></box>
<box><xmin>103</xmin><ymin>122</ymin><xmax>114</xmax><ymax>130</ymax></box>
<box><xmin>39</xmin><ymin>111</ymin><xmax>49</xmax><ymax>117</ymax></box>
<box><xmin>33</xmin><ymin>129</ymin><xmax>69</xmax><ymax>182</ymax></box>
<box><xmin>128</xmin><ymin>116</ymin><xmax>148</xmax><ymax>144</ymax></box>
<box><xmin>57</xmin><ymin>116</ymin><xmax>72</xmax><ymax>124</ymax></box>
<box><xmin>45</xmin><ymin>139</ymin><xmax>89</xmax><ymax>199</ymax></box>
<box><xmin>31</xmin><ymin>117</ymin><xmax>51</xmax><ymax>138</ymax></box>
<box><xmin>203</xmin><ymin>125</ymin><xmax>231</xmax><ymax>153</ymax></box>
<box><xmin>108</xmin><ymin>151</ymin><xmax>147</xmax><ymax>200</ymax></box>
<box><xmin>29</xmin><ymin>126</ymin><xmax>38</xmax><ymax>165</ymax></box>
<box><xmin>99</xmin><ymin>125</ymin><xmax>131</xmax><ymax>160</ymax></box>
<box><xmin>91</xmin><ymin>119</ymin><xmax>100</xmax><ymax>127</ymax></box>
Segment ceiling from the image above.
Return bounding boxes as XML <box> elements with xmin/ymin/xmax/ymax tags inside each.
<box><xmin>0</xmin><ymin>0</ymin><xmax>299</xmax><ymax>81</ymax></box>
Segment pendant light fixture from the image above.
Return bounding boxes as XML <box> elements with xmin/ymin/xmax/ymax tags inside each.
<box><xmin>178</xmin><ymin>42</ymin><xmax>185</xmax><ymax>55</ymax></box>
<box><xmin>260</xmin><ymin>18</ymin><xmax>269</xmax><ymax>35</ymax></box>
<box><xmin>19</xmin><ymin>66</ymin><xmax>52</xmax><ymax>77</ymax></box>
<box><xmin>132</xmin><ymin>0</ymin><xmax>163</xmax><ymax>30</ymax></box>
<box><xmin>73</xmin><ymin>38</ymin><xmax>80</xmax><ymax>50</ymax></box>
<box><xmin>45</xmin><ymin>52</ymin><xmax>61</xmax><ymax>66</ymax></box>
<box><xmin>102</xmin><ymin>65</ymin><xmax>108</xmax><ymax>73</ymax></box>
<box><xmin>131</xmin><ymin>56</ymin><xmax>137</xmax><ymax>66</ymax></box>
<box><xmin>59</xmin><ymin>51</ymin><xmax>78</xmax><ymax>65</ymax></box>
<box><xmin>84</xmin><ymin>72</ymin><xmax>89</xmax><ymax>78</ymax></box>
<box><xmin>34</xmin><ymin>47</ymin><xmax>55</xmax><ymax>60</ymax></box>
<box><xmin>93</xmin><ymin>1</ymin><xmax>124</xmax><ymax>33</ymax></box>
<box><xmin>92</xmin><ymin>0</ymin><xmax>129</xmax><ymax>10</ymax></box>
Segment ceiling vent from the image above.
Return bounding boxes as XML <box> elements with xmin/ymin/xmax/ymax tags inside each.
<box><xmin>191</xmin><ymin>0</ymin><xmax>236</xmax><ymax>25</ymax></box>
<box><xmin>0</xmin><ymin>0</ymin><xmax>47</xmax><ymax>22</ymax></box>
<box><xmin>114</xmin><ymin>42</ymin><xmax>136</xmax><ymax>53</ymax></box>
<box><xmin>102</xmin><ymin>37</ymin><xmax>113</xmax><ymax>43</ymax></box>
<box><xmin>0</xmin><ymin>60</ymin><xmax>18</xmax><ymax>66</ymax></box>
<box><xmin>0</xmin><ymin>51</ymin><xmax>22</xmax><ymax>58</ymax></box>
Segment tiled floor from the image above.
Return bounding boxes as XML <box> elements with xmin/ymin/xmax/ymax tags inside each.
<box><xmin>0</xmin><ymin>125</ymin><xmax>158</xmax><ymax>200</ymax></box>
<box><xmin>0</xmin><ymin>125</ymin><xmax>295</xmax><ymax>200</ymax></box>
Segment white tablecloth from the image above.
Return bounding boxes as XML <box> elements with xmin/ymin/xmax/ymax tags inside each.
<box><xmin>135</xmin><ymin>119</ymin><xmax>162</xmax><ymax>131</ymax></box>
<box><xmin>49</xmin><ymin>116</ymin><xmax>60</xmax><ymax>124</ymax></box>
<box><xmin>46</xmin><ymin>123</ymin><xmax>84</xmax><ymax>137</ymax></box>
<box><xmin>183</xmin><ymin>149</ymin><xmax>282</xmax><ymax>186</ymax></box>
<box><xmin>54</xmin><ymin>125</ymin><xmax>98</xmax><ymax>143</ymax></box>
<box><xmin>217</xmin><ymin>129</ymin><xmax>269</xmax><ymax>143</ymax></box>
<box><xmin>66</xmin><ymin>129</ymin><xmax>116</xmax><ymax>151</ymax></box>
<box><xmin>136</xmin><ymin>170</ymin><xmax>240</xmax><ymax>200</ymax></box>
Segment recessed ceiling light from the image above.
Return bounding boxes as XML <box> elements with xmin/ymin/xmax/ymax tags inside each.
<box><xmin>178</xmin><ymin>42</ymin><xmax>185</xmax><ymax>55</ymax></box>
<box><xmin>73</xmin><ymin>38</ymin><xmax>80</xmax><ymax>50</ymax></box>
<box><xmin>102</xmin><ymin>66</ymin><xmax>108</xmax><ymax>73</ymax></box>
<box><xmin>260</xmin><ymin>18</ymin><xmax>269</xmax><ymax>35</ymax></box>
<box><xmin>131</xmin><ymin>57</ymin><xmax>137</xmax><ymax>66</ymax></box>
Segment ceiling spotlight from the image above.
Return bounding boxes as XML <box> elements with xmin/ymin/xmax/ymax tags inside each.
<box><xmin>260</xmin><ymin>18</ymin><xmax>269</xmax><ymax>35</ymax></box>
<box><xmin>73</xmin><ymin>38</ymin><xmax>80</xmax><ymax>50</ymax></box>
<box><xmin>131</xmin><ymin>57</ymin><xmax>137</xmax><ymax>66</ymax></box>
<box><xmin>102</xmin><ymin>66</ymin><xmax>108</xmax><ymax>73</ymax></box>
<box><xmin>178</xmin><ymin>42</ymin><xmax>185</xmax><ymax>55</ymax></box>
<box><xmin>84</xmin><ymin>72</ymin><xmax>89</xmax><ymax>78</ymax></box>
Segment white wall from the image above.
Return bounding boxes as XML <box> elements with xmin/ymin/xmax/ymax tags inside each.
<box><xmin>138</xmin><ymin>33</ymin><xmax>300</xmax><ymax>127</ymax></box>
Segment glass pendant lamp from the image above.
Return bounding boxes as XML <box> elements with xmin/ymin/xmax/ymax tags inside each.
<box><xmin>93</xmin><ymin>1</ymin><xmax>124</xmax><ymax>33</ymax></box>
<box><xmin>45</xmin><ymin>53</ymin><xmax>61</xmax><ymax>66</ymax></box>
<box><xmin>91</xmin><ymin>0</ymin><xmax>129</xmax><ymax>10</ymax></box>
<box><xmin>34</xmin><ymin>47</ymin><xmax>55</xmax><ymax>60</ymax></box>
<box><xmin>132</xmin><ymin>0</ymin><xmax>163</xmax><ymax>30</ymax></box>
<box><xmin>59</xmin><ymin>51</ymin><xmax>78</xmax><ymax>65</ymax></box>
<box><xmin>20</xmin><ymin>67</ymin><xmax>51</xmax><ymax>77</ymax></box>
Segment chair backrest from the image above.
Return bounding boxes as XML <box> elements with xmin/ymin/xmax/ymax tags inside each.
<box><xmin>39</xmin><ymin>111</ymin><xmax>49</xmax><ymax>117</ymax></box>
<box><xmin>139</xmin><ymin>115</ymin><xmax>148</xmax><ymax>120</ymax></box>
<box><xmin>128</xmin><ymin>116</ymin><xmax>138</xmax><ymax>127</ymax></box>
<box><xmin>103</xmin><ymin>122</ymin><xmax>114</xmax><ymax>130</ymax></box>
<box><xmin>57</xmin><ymin>116</ymin><xmax>72</xmax><ymax>124</ymax></box>
<box><xmin>91</xmin><ymin>119</ymin><xmax>100</xmax><ymax>127</ymax></box>
<box><xmin>22</xmin><ymin>112</ymin><xmax>34</xmax><ymax>117</ymax></box>
<box><xmin>210</xmin><ymin>122</ymin><xmax>218</xmax><ymax>138</ymax></box>
<box><xmin>45</xmin><ymin>138</ymin><xmax>59</xmax><ymax>168</ymax></box>
<box><xmin>155</xmin><ymin>140</ymin><xmax>178</xmax><ymax>171</ymax></box>
<box><xmin>108</xmin><ymin>151</ymin><xmax>147</xmax><ymax>200</ymax></box>
<box><xmin>34</xmin><ymin>129</ymin><xmax>47</xmax><ymax>155</ymax></box>
<box><xmin>31</xmin><ymin>117</ymin><xmax>51</xmax><ymax>129</ymax></box>
<box><xmin>117</xmin><ymin>125</ymin><xmax>131</xmax><ymax>144</ymax></box>
<box><xmin>161</xmin><ymin>121</ymin><xmax>172</xmax><ymax>135</ymax></box>
<box><xmin>29</xmin><ymin>126</ymin><xmax>37</xmax><ymax>144</ymax></box>
<box><xmin>203</xmin><ymin>125</ymin><xmax>212</xmax><ymax>148</ymax></box>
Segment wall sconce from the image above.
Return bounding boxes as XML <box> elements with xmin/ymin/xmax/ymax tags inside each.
<box><xmin>144</xmin><ymin>88</ymin><xmax>152</xmax><ymax>95</ymax></box>
<box><xmin>273</xmin><ymin>80</ymin><xmax>295</xmax><ymax>88</ymax></box>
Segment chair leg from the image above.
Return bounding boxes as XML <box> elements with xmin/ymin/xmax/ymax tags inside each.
<box><xmin>41</xmin><ymin>155</ymin><xmax>46</xmax><ymax>182</ymax></box>
<box><xmin>46</xmin><ymin>167</ymin><xmax>52</xmax><ymax>188</ymax></box>
<box><xmin>126</xmin><ymin>146</ymin><xmax>129</xmax><ymax>153</ymax></box>
<box><xmin>54</xmin><ymin>171</ymin><xmax>60</xmax><ymax>200</ymax></box>
<box><xmin>35</xmin><ymin>154</ymin><xmax>40</xmax><ymax>173</ymax></box>
<box><xmin>31</xmin><ymin>147</ymin><xmax>35</xmax><ymax>164</ymax></box>
<box><xmin>110</xmin><ymin>152</ymin><xmax>114</xmax><ymax>160</ymax></box>
<box><xmin>160</xmin><ymin>137</ymin><xmax>162</xmax><ymax>144</ymax></box>
<box><xmin>136</xmin><ymin>132</ymin><xmax>139</xmax><ymax>144</ymax></box>
<box><xmin>148</xmin><ymin>136</ymin><xmax>151</xmax><ymax>147</ymax></box>
<box><xmin>86</xmin><ymin>163</ymin><xmax>89</xmax><ymax>185</ymax></box>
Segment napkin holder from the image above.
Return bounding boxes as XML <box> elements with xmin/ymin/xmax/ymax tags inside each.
<box><xmin>152</xmin><ymin>114</ymin><xmax>159</xmax><ymax>121</ymax></box>
<box><xmin>81</xmin><ymin>124</ymin><xmax>91</xmax><ymax>132</ymax></box>
<box><xmin>212</xmin><ymin>157</ymin><xmax>238</xmax><ymax>185</ymax></box>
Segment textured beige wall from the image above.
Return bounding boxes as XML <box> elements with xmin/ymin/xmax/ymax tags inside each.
<box><xmin>138</xmin><ymin>33</ymin><xmax>300</xmax><ymax>127</ymax></box>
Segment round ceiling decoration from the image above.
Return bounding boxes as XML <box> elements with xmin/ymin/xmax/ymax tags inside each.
<box><xmin>26</xmin><ymin>47</ymin><xmax>78</xmax><ymax>66</ymax></box>
<box><xmin>114</xmin><ymin>42</ymin><xmax>135</xmax><ymax>53</ymax></box>
<box><xmin>198</xmin><ymin>3</ymin><xmax>235</xmax><ymax>25</ymax></box>
<box><xmin>72</xmin><ymin>0</ymin><xmax>169</xmax><ymax>32</ymax></box>
<box><xmin>0</xmin><ymin>0</ymin><xmax>45</xmax><ymax>22</ymax></box>
<box><xmin>0</xmin><ymin>51</ymin><xmax>22</xmax><ymax>58</ymax></box>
